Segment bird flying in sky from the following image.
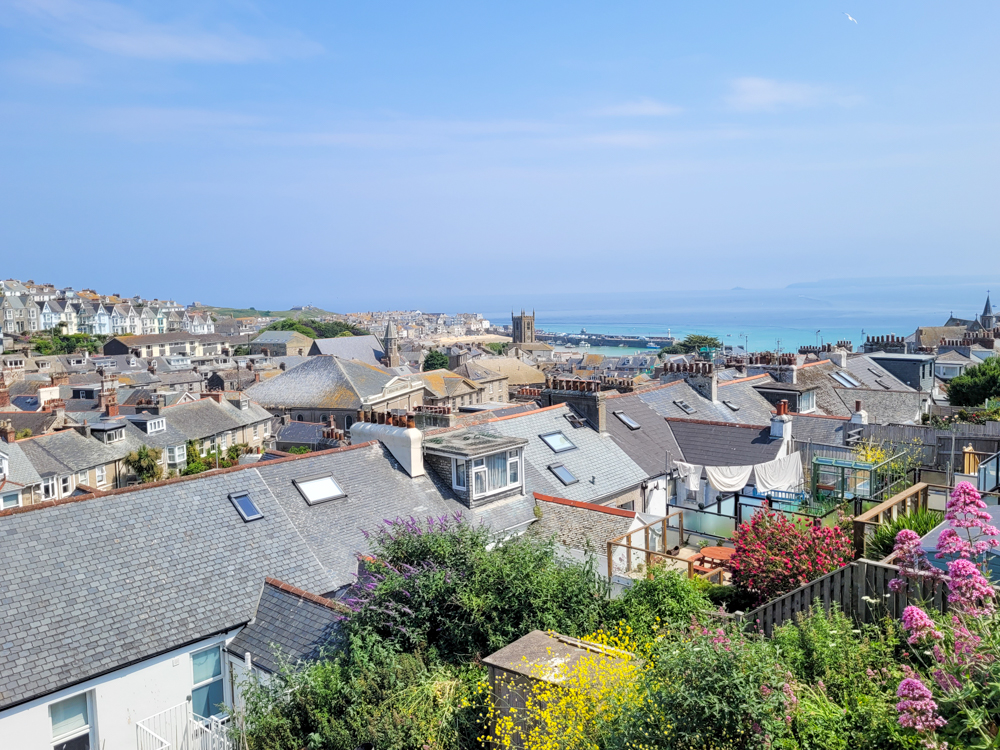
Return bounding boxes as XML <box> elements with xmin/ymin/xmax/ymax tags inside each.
<box><xmin>844</xmin><ymin>12</ymin><xmax>858</xmax><ymax>23</ymax></box>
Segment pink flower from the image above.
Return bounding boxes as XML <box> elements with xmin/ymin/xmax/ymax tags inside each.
<box><xmin>947</xmin><ymin>558</ymin><xmax>996</xmax><ymax>617</ymax></box>
<box><xmin>901</xmin><ymin>606</ymin><xmax>943</xmax><ymax>645</ymax></box>
<box><xmin>896</xmin><ymin>677</ymin><xmax>946</xmax><ymax>733</ymax></box>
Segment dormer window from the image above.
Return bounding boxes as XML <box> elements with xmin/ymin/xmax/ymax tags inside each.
<box><xmin>106</xmin><ymin>429</ymin><xmax>124</xmax><ymax>443</ymax></box>
<box><xmin>147</xmin><ymin>418</ymin><xmax>165</xmax><ymax>434</ymax></box>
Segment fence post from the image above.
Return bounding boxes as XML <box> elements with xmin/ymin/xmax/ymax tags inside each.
<box><xmin>853</xmin><ymin>517</ymin><xmax>865</xmax><ymax>560</ymax></box>
<box><xmin>855</xmin><ymin>560</ymin><xmax>868</xmax><ymax>624</ymax></box>
<box><xmin>678</xmin><ymin>508</ymin><xmax>685</xmax><ymax>544</ymax></box>
<box><xmin>606</xmin><ymin>541</ymin><xmax>613</xmax><ymax>581</ymax></box>
<box><xmin>644</xmin><ymin>526</ymin><xmax>651</xmax><ymax>576</ymax></box>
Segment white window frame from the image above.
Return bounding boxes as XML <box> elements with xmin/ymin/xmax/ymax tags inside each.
<box><xmin>77</xmin><ymin>470</ymin><xmax>88</xmax><ymax>485</ymax></box>
<box><xmin>49</xmin><ymin>690</ymin><xmax>96</xmax><ymax>750</ymax></box>
<box><xmin>96</xmin><ymin>466</ymin><xmax>107</xmax><ymax>486</ymax></box>
<box><xmin>453</xmin><ymin>459</ymin><xmax>467</xmax><ymax>490</ymax></box>
<box><xmin>253</xmin><ymin>424</ymin><xmax>259</xmax><ymax>440</ymax></box>
<box><xmin>472</xmin><ymin>457</ymin><xmax>487</xmax><ymax>496</ymax></box>
<box><xmin>60</xmin><ymin>475</ymin><xmax>72</xmax><ymax>496</ymax></box>
<box><xmin>264</xmin><ymin>421</ymin><xmax>270</xmax><ymax>437</ymax></box>
<box><xmin>190</xmin><ymin>644</ymin><xmax>227</xmax><ymax>720</ymax></box>
<box><xmin>2</xmin><ymin>491</ymin><xmax>21</xmax><ymax>510</ymax></box>
<box><xmin>508</xmin><ymin>449</ymin><xmax>520</xmax><ymax>487</ymax></box>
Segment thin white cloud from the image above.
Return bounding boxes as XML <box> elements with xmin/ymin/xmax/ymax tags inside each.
<box><xmin>2</xmin><ymin>54</ymin><xmax>89</xmax><ymax>84</ymax></box>
<box><xmin>89</xmin><ymin>106</ymin><xmax>265</xmax><ymax>137</ymax></box>
<box><xmin>726</xmin><ymin>77</ymin><xmax>862</xmax><ymax>112</ymax></box>
<box><xmin>593</xmin><ymin>98</ymin><xmax>683</xmax><ymax>117</ymax></box>
<box><xmin>9</xmin><ymin>0</ymin><xmax>321</xmax><ymax>62</ymax></box>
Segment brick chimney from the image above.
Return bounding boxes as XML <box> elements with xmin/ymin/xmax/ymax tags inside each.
<box><xmin>849</xmin><ymin>399</ymin><xmax>868</xmax><ymax>425</ymax></box>
<box><xmin>0</xmin><ymin>375</ymin><xmax>9</xmax><ymax>409</ymax></box>
<box><xmin>1</xmin><ymin>419</ymin><xmax>14</xmax><ymax>443</ymax></box>
<box><xmin>98</xmin><ymin>374</ymin><xmax>119</xmax><ymax>418</ymax></box>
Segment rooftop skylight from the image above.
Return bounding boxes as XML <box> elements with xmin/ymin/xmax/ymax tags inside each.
<box><xmin>673</xmin><ymin>399</ymin><xmax>696</xmax><ymax>415</ymax></box>
<box><xmin>549</xmin><ymin>464</ymin><xmax>579</xmax><ymax>486</ymax></box>
<box><xmin>722</xmin><ymin>400</ymin><xmax>740</xmax><ymax>412</ymax></box>
<box><xmin>293</xmin><ymin>474</ymin><xmax>347</xmax><ymax>505</ymax></box>
<box><xmin>831</xmin><ymin>371</ymin><xmax>862</xmax><ymax>388</ymax></box>
<box><xmin>613</xmin><ymin>411</ymin><xmax>641</xmax><ymax>430</ymax></box>
<box><xmin>540</xmin><ymin>431</ymin><xmax>576</xmax><ymax>453</ymax></box>
<box><xmin>230</xmin><ymin>492</ymin><xmax>263</xmax><ymax>522</ymax></box>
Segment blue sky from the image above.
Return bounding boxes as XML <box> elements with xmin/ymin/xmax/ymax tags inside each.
<box><xmin>1</xmin><ymin>1</ymin><xmax>998</xmax><ymax>310</ymax></box>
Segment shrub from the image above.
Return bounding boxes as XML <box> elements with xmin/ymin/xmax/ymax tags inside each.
<box><xmin>729</xmin><ymin>508</ymin><xmax>854</xmax><ymax>608</ymax></box>
<box><xmin>345</xmin><ymin>515</ymin><xmax>608</xmax><ymax>663</ymax></box>
<box><xmin>605</xmin><ymin>566</ymin><xmax>712</xmax><ymax>643</ymax></box>
<box><xmin>866</xmin><ymin>509</ymin><xmax>944</xmax><ymax>560</ymax></box>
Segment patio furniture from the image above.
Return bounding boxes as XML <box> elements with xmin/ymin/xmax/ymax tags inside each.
<box><xmin>699</xmin><ymin>546</ymin><xmax>734</xmax><ymax>567</ymax></box>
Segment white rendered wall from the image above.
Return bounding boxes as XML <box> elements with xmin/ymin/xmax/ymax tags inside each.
<box><xmin>0</xmin><ymin>628</ymin><xmax>240</xmax><ymax>750</ymax></box>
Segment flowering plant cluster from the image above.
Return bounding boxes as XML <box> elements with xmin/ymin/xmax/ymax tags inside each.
<box><xmin>729</xmin><ymin>508</ymin><xmax>854</xmax><ymax>607</ymax></box>
<box><xmin>890</xmin><ymin>482</ymin><xmax>1000</xmax><ymax>750</ymax></box>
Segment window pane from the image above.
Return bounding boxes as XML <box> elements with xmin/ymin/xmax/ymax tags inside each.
<box><xmin>191</xmin><ymin>678</ymin><xmax>224</xmax><ymax>719</ymax></box>
<box><xmin>51</xmin><ymin>694</ymin><xmax>88</xmax><ymax>739</ymax></box>
<box><xmin>487</xmin><ymin>453</ymin><xmax>507</xmax><ymax>490</ymax></box>
<box><xmin>192</xmin><ymin>647</ymin><xmax>221</xmax><ymax>684</ymax></box>
<box><xmin>54</xmin><ymin>734</ymin><xmax>90</xmax><ymax>750</ymax></box>
<box><xmin>2</xmin><ymin>493</ymin><xmax>18</xmax><ymax>509</ymax></box>
<box><xmin>509</xmin><ymin>459</ymin><xmax>519</xmax><ymax>484</ymax></box>
<box><xmin>474</xmin><ymin>470</ymin><xmax>486</xmax><ymax>495</ymax></box>
<box><xmin>540</xmin><ymin>432</ymin><xmax>576</xmax><ymax>452</ymax></box>
<box><xmin>454</xmin><ymin>461</ymin><xmax>466</xmax><ymax>487</ymax></box>
<box><xmin>296</xmin><ymin>476</ymin><xmax>345</xmax><ymax>504</ymax></box>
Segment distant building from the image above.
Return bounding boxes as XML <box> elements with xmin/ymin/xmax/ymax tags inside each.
<box><xmin>250</xmin><ymin>331</ymin><xmax>313</xmax><ymax>357</ymax></box>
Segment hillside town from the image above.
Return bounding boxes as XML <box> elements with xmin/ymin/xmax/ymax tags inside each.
<box><xmin>3</xmin><ymin>276</ymin><xmax>1000</xmax><ymax>750</ymax></box>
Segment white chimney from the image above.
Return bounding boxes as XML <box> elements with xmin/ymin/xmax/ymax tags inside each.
<box><xmin>850</xmin><ymin>399</ymin><xmax>868</xmax><ymax>425</ymax></box>
<box><xmin>770</xmin><ymin>399</ymin><xmax>793</xmax><ymax>441</ymax></box>
<box><xmin>350</xmin><ymin>421</ymin><xmax>425</xmax><ymax>477</ymax></box>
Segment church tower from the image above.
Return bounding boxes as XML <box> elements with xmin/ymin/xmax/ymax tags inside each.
<box><xmin>382</xmin><ymin>322</ymin><xmax>401</xmax><ymax>368</ymax></box>
<box><xmin>982</xmin><ymin>293</ymin><xmax>995</xmax><ymax>330</ymax></box>
<box><xmin>512</xmin><ymin>309</ymin><xmax>535</xmax><ymax>344</ymax></box>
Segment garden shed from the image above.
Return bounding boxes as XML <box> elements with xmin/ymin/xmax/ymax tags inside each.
<box><xmin>482</xmin><ymin>630</ymin><xmax>634</xmax><ymax>748</ymax></box>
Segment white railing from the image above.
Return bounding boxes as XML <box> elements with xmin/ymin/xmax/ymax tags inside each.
<box><xmin>137</xmin><ymin>703</ymin><xmax>232</xmax><ymax>750</ymax></box>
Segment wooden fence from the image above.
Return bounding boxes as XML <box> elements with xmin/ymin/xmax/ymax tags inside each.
<box><xmin>861</xmin><ymin>423</ymin><xmax>1000</xmax><ymax>470</ymax></box>
<box><xmin>742</xmin><ymin>559</ymin><xmax>948</xmax><ymax>636</ymax></box>
<box><xmin>852</xmin><ymin>482</ymin><xmax>930</xmax><ymax>558</ymax></box>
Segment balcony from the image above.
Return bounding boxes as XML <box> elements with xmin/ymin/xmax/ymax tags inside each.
<box><xmin>136</xmin><ymin>701</ymin><xmax>231</xmax><ymax>750</ymax></box>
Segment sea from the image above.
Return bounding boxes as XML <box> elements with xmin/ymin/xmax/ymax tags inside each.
<box><xmin>472</xmin><ymin>276</ymin><xmax>999</xmax><ymax>354</ymax></box>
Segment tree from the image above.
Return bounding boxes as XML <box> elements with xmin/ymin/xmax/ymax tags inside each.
<box><xmin>288</xmin><ymin>446</ymin><xmax>310</xmax><ymax>454</ymax></box>
<box><xmin>261</xmin><ymin>318</ymin><xmax>369</xmax><ymax>339</ymax></box>
<box><xmin>486</xmin><ymin>342</ymin><xmax>507</xmax><ymax>355</ymax></box>
<box><xmin>423</xmin><ymin>350</ymin><xmax>449</xmax><ymax>371</ymax></box>
<box><xmin>15</xmin><ymin>428</ymin><xmax>32</xmax><ymax>439</ymax></box>
<box><xmin>123</xmin><ymin>445</ymin><xmax>164</xmax><ymax>484</ymax></box>
<box><xmin>947</xmin><ymin>357</ymin><xmax>1000</xmax><ymax>407</ymax></box>
<box><xmin>661</xmin><ymin>334</ymin><xmax>723</xmax><ymax>356</ymax></box>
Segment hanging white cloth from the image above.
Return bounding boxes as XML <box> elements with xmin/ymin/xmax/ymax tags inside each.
<box><xmin>754</xmin><ymin>452</ymin><xmax>805</xmax><ymax>493</ymax></box>
<box><xmin>704</xmin><ymin>464</ymin><xmax>754</xmax><ymax>493</ymax></box>
<box><xmin>674</xmin><ymin>461</ymin><xmax>703</xmax><ymax>492</ymax></box>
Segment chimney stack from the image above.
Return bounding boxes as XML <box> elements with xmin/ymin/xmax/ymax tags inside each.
<box><xmin>770</xmin><ymin>400</ymin><xmax>793</xmax><ymax>441</ymax></box>
<box><xmin>850</xmin><ymin>399</ymin><xmax>868</xmax><ymax>426</ymax></box>
<box><xmin>1</xmin><ymin>419</ymin><xmax>14</xmax><ymax>443</ymax></box>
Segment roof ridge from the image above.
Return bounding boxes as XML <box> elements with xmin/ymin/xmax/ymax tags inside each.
<box><xmin>486</xmin><ymin>403</ymin><xmax>566</xmax><ymax>423</ymax></box>
<box><xmin>718</xmin><ymin>373</ymin><xmax>772</xmax><ymax>386</ymax></box>
<box><xmin>533</xmin><ymin>492</ymin><xmax>636</xmax><ymax>518</ymax></box>
<box><xmin>0</xmin><ymin>440</ymin><xmax>379</xmax><ymax>519</ymax></box>
<box><xmin>664</xmin><ymin>417</ymin><xmax>770</xmax><ymax>430</ymax></box>
<box><xmin>787</xmin><ymin>412</ymin><xmax>850</xmax><ymax>421</ymax></box>
<box><xmin>605</xmin><ymin>380</ymin><xmax>682</xmax><ymax>399</ymax></box>
<box><xmin>264</xmin><ymin>577</ymin><xmax>351</xmax><ymax>614</ymax></box>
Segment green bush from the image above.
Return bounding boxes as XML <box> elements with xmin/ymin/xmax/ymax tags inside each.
<box><xmin>866</xmin><ymin>509</ymin><xmax>943</xmax><ymax>560</ymax></box>
<box><xmin>606</xmin><ymin>566</ymin><xmax>712</xmax><ymax>643</ymax></box>
<box><xmin>347</xmin><ymin>516</ymin><xmax>607</xmax><ymax>662</ymax></box>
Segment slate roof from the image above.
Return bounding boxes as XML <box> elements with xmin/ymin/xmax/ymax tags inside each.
<box><xmin>790</xmin><ymin>414</ymin><xmax>849</xmax><ymax>445</ymax></box>
<box><xmin>452</xmin><ymin>361</ymin><xmax>504</xmax><ymax>381</ymax></box>
<box><xmin>0</xmin><ymin>440</ymin><xmax>42</xmax><ymax>489</ymax></box>
<box><xmin>529</xmin><ymin>494</ymin><xmax>635</xmax><ymax>552</ymax></box>
<box><xmin>603</xmin><ymin>392</ymin><xmax>684</xmax><ymax>474</ymax></box>
<box><xmin>275</xmin><ymin>421</ymin><xmax>342</xmax><ymax>450</ymax></box>
<box><xmin>472</xmin><ymin>405</ymin><xmax>648</xmax><ymax>503</ymax></box>
<box><xmin>0</xmin><ymin>469</ymin><xmax>333</xmax><ymax>710</ymax></box>
<box><xmin>244</xmin><ymin>356</ymin><xmax>397</xmax><ymax>410</ymax></box>
<box><xmin>414</xmin><ymin>369</ymin><xmax>481</xmax><ymax>398</ymax></box>
<box><xmin>0</xmin><ymin>411</ymin><xmax>58</xmax><ymax>436</ymax></box>
<box><xmin>226</xmin><ymin>580</ymin><xmax>344</xmax><ymax>674</ymax></box>
<box><xmin>17</xmin><ymin>429</ymin><xmax>121</xmax><ymax>475</ymax></box>
<box><xmin>255</xmin><ymin>443</ymin><xmax>469</xmax><ymax>587</ymax></box>
<box><xmin>252</xmin><ymin>331</ymin><xmax>310</xmax><ymax>345</ymax></box>
<box><xmin>637</xmin><ymin>377</ymin><xmax>776</xmax><ymax>425</ymax></box>
<box><xmin>477</xmin><ymin>357</ymin><xmax>545</xmax><ymax>386</ymax></box>
<box><xmin>664</xmin><ymin>419</ymin><xmax>784</xmax><ymax>467</ymax></box>
<box><xmin>160</xmin><ymin>397</ymin><xmax>271</xmax><ymax>441</ymax></box>
<box><xmin>794</xmin><ymin>359</ymin><xmax>922</xmax><ymax>424</ymax></box>
<box><xmin>307</xmin><ymin>335</ymin><xmax>385</xmax><ymax>366</ymax></box>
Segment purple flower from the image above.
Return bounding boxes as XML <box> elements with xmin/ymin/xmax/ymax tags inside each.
<box><xmin>896</xmin><ymin>677</ymin><xmax>946</xmax><ymax>733</ymax></box>
<box><xmin>947</xmin><ymin>558</ymin><xmax>996</xmax><ymax>616</ymax></box>
<box><xmin>901</xmin><ymin>606</ymin><xmax>944</xmax><ymax>645</ymax></box>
